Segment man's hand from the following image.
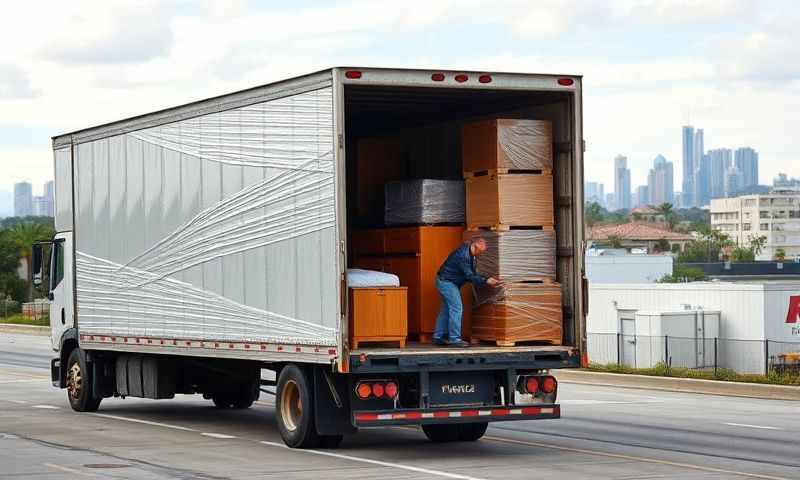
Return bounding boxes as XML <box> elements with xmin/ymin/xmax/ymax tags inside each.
<box><xmin>486</xmin><ymin>277</ymin><xmax>504</xmax><ymax>288</ymax></box>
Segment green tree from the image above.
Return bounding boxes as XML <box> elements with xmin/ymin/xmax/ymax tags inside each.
<box><xmin>658</xmin><ymin>264</ymin><xmax>706</xmax><ymax>283</ymax></box>
<box><xmin>677</xmin><ymin>227</ymin><xmax>732</xmax><ymax>263</ymax></box>
<box><xmin>7</xmin><ymin>222</ymin><xmax>54</xmax><ymax>301</ymax></box>
<box><xmin>775</xmin><ymin>248</ymin><xmax>787</xmax><ymax>262</ymax></box>
<box><xmin>656</xmin><ymin>202</ymin><xmax>676</xmax><ymax>229</ymax></box>
<box><xmin>606</xmin><ymin>235</ymin><xmax>623</xmax><ymax>249</ymax></box>
<box><xmin>730</xmin><ymin>246</ymin><xmax>755</xmax><ymax>262</ymax></box>
<box><xmin>653</xmin><ymin>238</ymin><xmax>670</xmax><ymax>253</ymax></box>
<box><xmin>585</xmin><ymin>201</ymin><xmax>605</xmax><ymax>228</ymax></box>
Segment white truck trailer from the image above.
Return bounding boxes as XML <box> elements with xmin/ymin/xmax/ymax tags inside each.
<box><xmin>33</xmin><ymin>67</ymin><xmax>586</xmax><ymax>448</ymax></box>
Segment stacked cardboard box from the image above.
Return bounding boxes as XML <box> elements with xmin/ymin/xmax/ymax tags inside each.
<box><xmin>462</xmin><ymin>118</ymin><xmax>562</xmax><ymax>346</ymax></box>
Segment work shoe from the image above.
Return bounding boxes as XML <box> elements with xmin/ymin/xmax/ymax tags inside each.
<box><xmin>446</xmin><ymin>340</ymin><xmax>470</xmax><ymax>348</ymax></box>
<box><xmin>432</xmin><ymin>338</ymin><xmax>447</xmax><ymax>346</ymax></box>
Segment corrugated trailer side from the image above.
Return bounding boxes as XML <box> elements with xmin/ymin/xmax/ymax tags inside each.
<box><xmin>55</xmin><ymin>70</ymin><xmax>342</xmax><ymax>364</ymax></box>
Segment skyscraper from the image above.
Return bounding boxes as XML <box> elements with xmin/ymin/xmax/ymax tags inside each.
<box><xmin>734</xmin><ymin>147</ymin><xmax>759</xmax><ymax>189</ymax></box>
<box><xmin>13</xmin><ymin>182</ymin><xmax>32</xmax><ymax>217</ymax></box>
<box><xmin>635</xmin><ymin>185</ymin><xmax>649</xmax><ymax>207</ymax></box>
<box><xmin>681</xmin><ymin>126</ymin><xmax>695</xmax><ymax>207</ymax></box>
<box><xmin>647</xmin><ymin>154</ymin><xmax>674</xmax><ymax>206</ymax></box>
<box><xmin>694</xmin><ymin>153</ymin><xmax>711</xmax><ymax>207</ymax></box>
<box><xmin>724</xmin><ymin>166</ymin><xmax>741</xmax><ymax>197</ymax></box>
<box><xmin>614</xmin><ymin>154</ymin><xmax>631</xmax><ymax>210</ymax></box>
<box><xmin>584</xmin><ymin>181</ymin><xmax>605</xmax><ymax>206</ymax></box>
<box><xmin>708</xmin><ymin>148</ymin><xmax>732</xmax><ymax>198</ymax></box>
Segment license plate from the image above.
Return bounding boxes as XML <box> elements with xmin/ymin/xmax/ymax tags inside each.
<box><xmin>429</xmin><ymin>371</ymin><xmax>495</xmax><ymax>407</ymax></box>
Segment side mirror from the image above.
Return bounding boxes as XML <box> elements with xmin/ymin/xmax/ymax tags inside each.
<box><xmin>32</xmin><ymin>243</ymin><xmax>43</xmax><ymax>287</ymax></box>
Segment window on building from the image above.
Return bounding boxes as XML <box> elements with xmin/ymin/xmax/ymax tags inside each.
<box><xmin>760</xmin><ymin>223</ymin><xmax>770</xmax><ymax>230</ymax></box>
<box><xmin>760</xmin><ymin>211</ymin><xmax>770</xmax><ymax>218</ymax></box>
<box><xmin>743</xmin><ymin>223</ymin><xmax>751</xmax><ymax>231</ymax></box>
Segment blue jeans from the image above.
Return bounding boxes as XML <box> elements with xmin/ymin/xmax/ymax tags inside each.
<box><xmin>433</xmin><ymin>276</ymin><xmax>462</xmax><ymax>343</ymax></box>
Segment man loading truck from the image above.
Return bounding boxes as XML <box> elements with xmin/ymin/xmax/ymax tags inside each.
<box><xmin>433</xmin><ymin>237</ymin><xmax>503</xmax><ymax>347</ymax></box>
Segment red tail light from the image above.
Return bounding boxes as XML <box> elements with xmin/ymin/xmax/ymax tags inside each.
<box><xmin>356</xmin><ymin>383</ymin><xmax>371</xmax><ymax>399</ymax></box>
<box><xmin>478</xmin><ymin>75</ymin><xmax>492</xmax><ymax>84</ymax></box>
<box><xmin>542</xmin><ymin>376</ymin><xmax>557</xmax><ymax>393</ymax></box>
<box><xmin>431</xmin><ymin>73</ymin><xmax>445</xmax><ymax>81</ymax></box>
<box><xmin>371</xmin><ymin>382</ymin><xmax>385</xmax><ymax>398</ymax></box>
<box><xmin>384</xmin><ymin>381</ymin><xmax>398</xmax><ymax>399</ymax></box>
<box><xmin>525</xmin><ymin>376</ymin><xmax>539</xmax><ymax>394</ymax></box>
<box><xmin>454</xmin><ymin>74</ymin><xmax>468</xmax><ymax>83</ymax></box>
<box><xmin>557</xmin><ymin>78</ymin><xmax>574</xmax><ymax>86</ymax></box>
<box><xmin>345</xmin><ymin>70</ymin><xmax>363</xmax><ymax>79</ymax></box>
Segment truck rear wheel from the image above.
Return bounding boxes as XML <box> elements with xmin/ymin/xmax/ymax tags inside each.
<box><xmin>65</xmin><ymin>349</ymin><xmax>101</xmax><ymax>412</ymax></box>
<box><xmin>276</xmin><ymin>365</ymin><xmax>320</xmax><ymax>448</ymax></box>
<box><xmin>212</xmin><ymin>378</ymin><xmax>259</xmax><ymax>409</ymax></box>
<box><xmin>422</xmin><ymin>422</ymin><xmax>488</xmax><ymax>442</ymax></box>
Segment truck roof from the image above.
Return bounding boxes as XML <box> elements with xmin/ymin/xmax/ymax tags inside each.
<box><xmin>52</xmin><ymin>67</ymin><xmax>581</xmax><ymax>148</ymax></box>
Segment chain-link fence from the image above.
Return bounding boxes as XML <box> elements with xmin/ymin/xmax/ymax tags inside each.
<box><xmin>588</xmin><ymin>332</ymin><xmax>800</xmax><ymax>375</ymax></box>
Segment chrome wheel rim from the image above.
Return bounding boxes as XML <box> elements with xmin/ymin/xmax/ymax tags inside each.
<box><xmin>280</xmin><ymin>379</ymin><xmax>302</xmax><ymax>432</ymax></box>
<box><xmin>66</xmin><ymin>361</ymin><xmax>82</xmax><ymax>400</ymax></box>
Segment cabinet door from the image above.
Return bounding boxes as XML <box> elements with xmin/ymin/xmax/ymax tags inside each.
<box><xmin>384</xmin><ymin>256</ymin><xmax>421</xmax><ymax>333</ymax></box>
<box><xmin>382</xmin><ymin>289</ymin><xmax>408</xmax><ymax>337</ymax></box>
<box><xmin>384</xmin><ymin>227</ymin><xmax>421</xmax><ymax>254</ymax></box>
<box><xmin>350</xmin><ymin>289</ymin><xmax>385</xmax><ymax>337</ymax></box>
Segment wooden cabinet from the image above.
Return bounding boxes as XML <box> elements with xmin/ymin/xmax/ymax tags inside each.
<box><xmin>356</xmin><ymin>138</ymin><xmax>405</xmax><ymax>223</ymax></box>
<box><xmin>465</xmin><ymin>173</ymin><xmax>554</xmax><ymax>229</ymax></box>
<box><xmin>462</xmin><ymin>119</ymin><xmax>553</xmax><ymax>173</ymax></box>
<box><xmin>348</xmin><ymin>287</ymin><xmax>408</xmax><ymax>349</ymax></box>
<box><xmin>351</xmin><ymin>226</ymin><xmax>469</xmax><ymax>342</ymax></box>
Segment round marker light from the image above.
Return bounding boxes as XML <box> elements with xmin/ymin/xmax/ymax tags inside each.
<box><xmin>542</xmin><ymin>376</ymin><xmax>557</xmax><ymax>393</ymax></box>
<box><xmin>431</xmin><ymin>73</ymin><xmax>445</xmax><ymax>81</ymax></box>
<box><xmin>384</xmin><ymin>381</ymin><xmax>399</xmax><ymax>399</ymax></box>
<box><xmin>372</xmin><ymin>382</ymin><xmax>385</xmax><ymax>398</ymax></box>
<box><xmin>454</xmin><ymin>74</ymin><xmax>469</xmax><ymax>83</ymax></box>
<box><xmin>525</xmin><ymin>376</ymin><xmax>539</xmax><ymax>394</ymax></box>
<box><xmin>356</xmin><ymin>383</ymin><xmax>372</xmax><ymax>399</ymax></box>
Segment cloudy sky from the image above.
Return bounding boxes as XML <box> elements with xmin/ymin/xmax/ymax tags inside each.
<box><xmin>1</xmin><ymin>0</ymin><xmax>798</xmax><ymax>214</ymax></box>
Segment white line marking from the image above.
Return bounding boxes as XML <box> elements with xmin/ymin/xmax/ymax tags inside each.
<box><xmin>260</xmin><ymin>441</ymin><xmax>487</xmax><ymax>480</ymax></box>
<box><xmin>560</xmin><ymin>399</ymin><xmax>664</xmax><ymax>405</ymax></box>
<box><xmin>482</xmin><ymin>435</ymin><xmax>791</xmax><ymax>480</ymax></box>
<box><xmin>44</xmin><ymin>463</ymin><xmax>98</xmax><ymax>477</ymax></box>
<box><xmin>32</xmin><ymin>404</ymin><xmax>59</xmax><ymax>409</ymax></box>
<box><xmin>0</xmin><ymin>399</ymin><xmax>28</xmax><ymax>404</ymax></box>
<box><xmin>201</xmin><ymin>432</ymin><xmax>237</xmax><ymax>439</ymax></box>
<box><xmin>724</xmin><ymin>422</ymin><xmax>782</xmax><ymax>431</ymax></box>
<box><xmin>0</xmin><ymin>378</ymin><xmax>46</xmax><ymax>384</ymax></box>
<box><xmin>88</xmin><ymin>413</ymin><xmax>197</xmax><ymax>432</ymax></box>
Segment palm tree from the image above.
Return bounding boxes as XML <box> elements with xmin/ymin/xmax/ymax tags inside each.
<box><xmin>8</xmin><ymin>222</ymin><xmax>54</xmax><ymax>301</ymax></box>
<box><xmin>656</xmin><ymin>202</ymin><xmax>676</xmax><ymax>230</ymax></box>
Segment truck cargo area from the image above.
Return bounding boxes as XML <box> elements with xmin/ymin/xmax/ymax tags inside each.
<box><xmin>343</xmin><ymin>83</ymin><xmax>581</xmax><ymax>352</ymax></box>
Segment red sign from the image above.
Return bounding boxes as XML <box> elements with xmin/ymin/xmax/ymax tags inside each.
<box><xmin>787</xmin><ymin>295</ymin><xmax>800</xmax><ymax>324</ymax></box>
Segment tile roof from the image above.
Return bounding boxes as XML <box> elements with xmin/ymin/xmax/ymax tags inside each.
<box><xmin>588</xmin><ymin>222</ymin><xmax>694</xmax><ymax>241</ymax></box>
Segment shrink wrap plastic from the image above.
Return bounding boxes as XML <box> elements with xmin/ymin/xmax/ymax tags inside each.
<box><xmin>74</xmin><ymin>87</ymin><xmax>339</xmax><ymax>346</ymax></box>
<box><xmin>471</xmin><ymin>283</ymin><xmax>562</xmax><ymax>344</ymax></box>
<box><xmin>384</xmin><ymin>179</ymin><xmax>465</xmax><ymax>225</ymax></box>
<box><xmin>462</xmin><ymin>119</ymin><xmax>553</xmax><ymax>172</ymax></box>
<box><xmin>464</xmin><ymin>230</ymin><xmax>556</xmax><ymax>281</ymax></box>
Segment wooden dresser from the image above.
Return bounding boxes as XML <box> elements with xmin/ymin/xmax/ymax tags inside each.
<box><xmin>351</xmin><ymin>226</ymin><xmax>471</xmax><ymax>342</ymax></box>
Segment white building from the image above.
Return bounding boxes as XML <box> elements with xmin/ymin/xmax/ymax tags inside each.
<box><xmin>586</xmin><ymin>253</ymin><xmax>673</xmax><ymax>283</ymax></box>
<box><xmin>710</xmin><ymin>191</ymin><xmax>800</xmax><ymax>260</ymax></box>
<box><xmin>587</xmin><ymin>282</ymin><xmax>800</xmax><ymax>373</ymax></box>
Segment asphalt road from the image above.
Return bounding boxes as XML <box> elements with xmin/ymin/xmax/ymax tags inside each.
<box><xmin>1</xmin><ymin>332</ymin><xmax>799</xmax><ymax>480</ymax></box>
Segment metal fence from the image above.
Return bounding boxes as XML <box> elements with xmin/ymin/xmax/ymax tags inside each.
<box><xmin>588</xmin><ymin>332</ymin><xmax>800</xmax><ymax>375</ymax></box>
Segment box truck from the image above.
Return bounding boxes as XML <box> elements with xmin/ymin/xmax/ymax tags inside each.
<box><xmin>33</xmin><ymin>67</ymin><xmax>586</xmax><ymax>448</ymax></box>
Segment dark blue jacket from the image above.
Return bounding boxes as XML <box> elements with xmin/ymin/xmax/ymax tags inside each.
<box><xmin>437</xmin><ymin>243</ymin><xmax>487</xmax><ymax>288</ymax></box>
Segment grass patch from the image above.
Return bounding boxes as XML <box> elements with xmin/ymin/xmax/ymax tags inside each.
<box><xmin>588</xmin><ymin>362</ymin><xmax>800</xmax><ymax>386</ymax></box>
<box><xmin>1</xmin><ymin>314</ymin><xmax>50</xmax><ymax>327</ymax></box>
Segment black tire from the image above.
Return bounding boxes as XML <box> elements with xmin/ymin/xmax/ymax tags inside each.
<box><xmin>422</xmin><ymin>424</ymin><xmax>461</xmax><ymax>443</ymax></box>
<box><xmin>319</xmin><ymin>434</ymin><xmax>344</xmax><ymax>449</ymax></box>
<box><xmin>211</xmin><ymin>376</ymin><xmax>259</xmax><ymax>409</ymax></box>
<box><xmin>65</xmin><ymin>349</ymin><xmax>101</xmax><ymax>412</ymax></box>
<box><xmin>276</xmin><ymin>365</ymin><xmax>320</xmax><ymax>448</ymax></box>
<box><xmin>457</xmin><ymin>422</ymin><xmax>488</xmax><ymax>441</ymax></box>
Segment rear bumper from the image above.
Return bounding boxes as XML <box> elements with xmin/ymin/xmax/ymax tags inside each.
<box><xmin>353</xmin><ymin>404</ymin><xmax>560</xmax><ymax>427</ymax></box>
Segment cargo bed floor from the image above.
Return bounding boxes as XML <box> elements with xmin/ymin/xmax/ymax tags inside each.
<box><xmin>352</xmin><ymin>341</ymin><xmax>571</xmax><ymax>356</ymax></box>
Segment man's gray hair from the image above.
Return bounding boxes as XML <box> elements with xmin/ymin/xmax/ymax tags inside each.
<box><xmin>469</xmin><ymin>236</ymin><xmax>487</xmax><ymax>246</ymax></box>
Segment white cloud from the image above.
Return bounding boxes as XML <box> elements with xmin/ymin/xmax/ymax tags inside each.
<box><xmin>0</xmin><ymin>66</ymin><xmax>38</xmax><ymax>99</ymax></box>
<box><xmin>617</xmin><ymin>0</ymin><xmax>755</xmax><ymax>24</ymax></box>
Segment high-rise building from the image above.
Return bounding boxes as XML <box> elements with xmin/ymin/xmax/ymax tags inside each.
<box><xmin>635</xmin><ymin>185</ymin><xmax>649</xmax><ymax>207</ymax></box>
<box><xmin>647</xmin><ymin>154</ymin><xmax>674</xmax><ymax>206</ymax></box>
<box><xmin>734</xmin><ymin>147</ymin><xmax>759</xmax><ymax>189</ymax></box>
<box><xmin>585</xmin><ymin>181</ymin><xmax>605</xmax><ymax>206</ymax></box>
<box><xmin>13</xmin><ymin>182</ymin><xmax>32</xmax><ymax>217</ymax></box>
<box><xmin>708</xmin><ymin>148</ymin><xmax>732</xmax><ymax>199</ymax></box>
<box><xmin>32</xmin><ymin>196</ymin><xmax>52</xmax><ymax>216</ymax></box>
<box><xmin>694</xmin><ymin>153</ymin><xmax>711</xmax><ymax>207</ymax></box>
<box><xmin>774</xmin><ymin>173</ymin><xmax>800</xmax><ymax>188</ymax></box>
<box><xmin>724</xmin><ymin>166</ymin><xmax>741</xmax><ymax>197</ymax></box>
<box><xmin>614</xmin><ymin>154</ymin><xmax>631</xmax><ymax>210</ymax></box>
<box><xmin>605</xmin><ymin>193</ymin><xmax>615</xmax><ymax>211</ymax></box>
<box><xmin>681</xmin><ymin>126</ymin><xmax>695</xmax><ymax>208</ymax></box>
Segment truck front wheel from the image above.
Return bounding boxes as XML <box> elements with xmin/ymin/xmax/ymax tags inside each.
<box><xmin>65</xmin><ymin>349</ymin><xmax>101</xmax><ymax>412</ymax></box>
<box><xmin>276</xmin><ymin>365</ymin><xmax>320</xmax><ymax>448</ymax></box>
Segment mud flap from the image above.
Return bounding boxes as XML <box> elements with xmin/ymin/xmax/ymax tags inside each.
<box><xmin>314</xmin><ymin>368</ymin><xmax>357</xmax><ymax>435</ymax></box>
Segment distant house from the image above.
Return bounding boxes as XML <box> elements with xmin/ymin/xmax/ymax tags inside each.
<box><xmin>588</xmin><ymin>222</ymin><xmax>693</xmax><ymax>253</ymax></box>
<box><xmin>629</xmin><ymin>206</ymin><xmax>665</xmax><ymax>223</ymax></box>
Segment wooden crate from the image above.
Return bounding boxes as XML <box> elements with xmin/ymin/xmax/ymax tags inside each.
<box><xmin>471</xmin><ymin>283</ymin><xmax>562</xmax><ymax>347</ymax></box>
<box><xmin>349</xmin><ymin>287</ymin><xmax>408</xmax><ymax>349</ymax></box>
<box><xmin>351</xmin><ymin>226</ymin><xmax>472</xmax><ymax>342</ymax></box>
<box><xmin>466</xmin><ymin>173</ymin><xmax>554</xmax><ymax>228</ymax></box>
<box><xmin>462</xmin><ymin>119</ymin><xmax>553</xmax><ymax>174</ymax></box>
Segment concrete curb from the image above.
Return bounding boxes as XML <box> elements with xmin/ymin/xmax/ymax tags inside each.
<box><xmin>554</xmin><ymin>369</ymin><xmax>800</xmax><ymax>401</ymax></box>
<box><xmin>0</xmin><ymin>323</ymin><xmax>50</xmax><ymax>336</ymax></box>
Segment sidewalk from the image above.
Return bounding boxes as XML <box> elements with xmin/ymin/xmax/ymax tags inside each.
<box><xmin>0</xmin><ymin>324</ymin><xmax>50</xmax><ymax>336</ymax></box>
<box><xmin>555</xmin><ymin>369</ymin><xmax>800</xmax><ymax>401</ymax></box>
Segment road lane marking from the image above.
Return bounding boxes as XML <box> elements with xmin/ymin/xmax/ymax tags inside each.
<box><xmin>260</xmin><ymin>440</ymin><xmax>487</xmax><ymax>480</ymax></box>
<box><xmin>87</xmin><ymin>413</ymin><xmax>197</xmax><ymax>432</ymax></box>
<box><xmin>724</xmin><ymin>422</ymin><xmax>782</xmax><ymax>431</ymax></box>
<box><xmin>560</xmin><ymin>399</ymin><xmax>664</xmax><ymax>405</ymax></box>
<box><xmin>201</xmin><ymin>432</ymin><xmax>237</xmax><ymax>439</ymax></box>
<box><xmin>0</xmin><ymin>398</ymin><xmax>28</xmax><ymax>404</ymax></box>
<box><xmin>32</xmin><ymin>404</ymin><xmax>59</xmax><ymax>409</ymax></box>
<box><xmin>481</xmin><ymin>434</ymin><xmax>791</xmax><ymax>480</ymax></box>
<box><xmin>44</xmin><ymin>463</ymin><xmax>99</xmax><ymax>477</ymax></box>
<box><xmin>0</xmin><ymin>378</ymin><xmax>46</xmax><ymax>383</ymax></box>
